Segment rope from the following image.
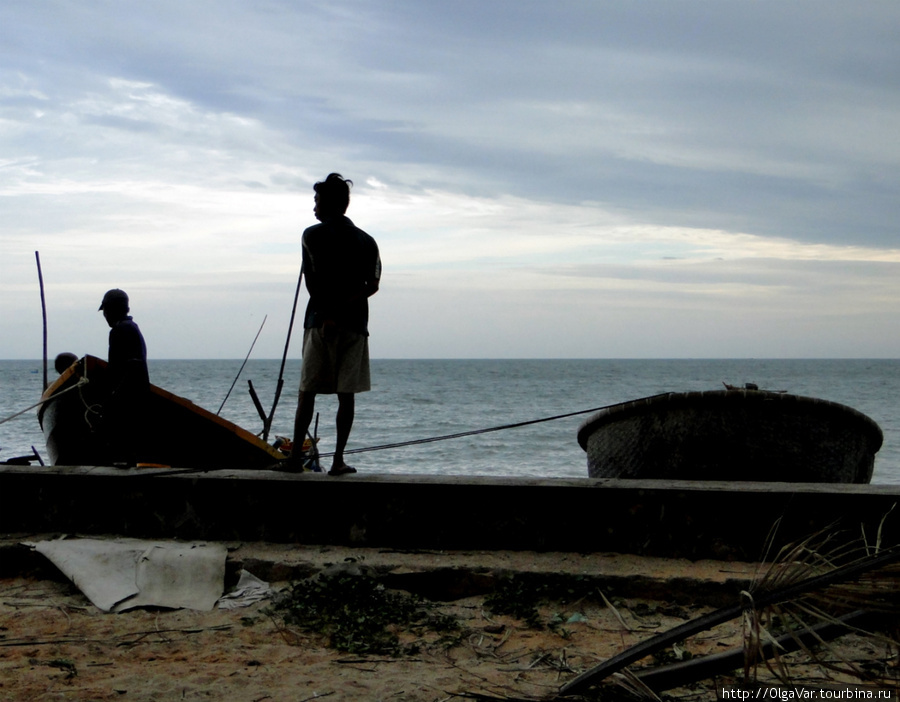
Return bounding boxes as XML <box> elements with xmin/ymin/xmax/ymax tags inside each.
<box><xmin>0</xmin><ymin>377</ymin><xmax>90</xmax><ymax>426</ymax></box>
<box><xmin>139</xmin><ymin>401</ymin><xmax>622</xmax><ymax>478</ymax></box>
<box><xmin>311</xmin><ymin>392</ymin><xmax>671</xmax><ymax>459</ymax></box>
<box><xmin>314</xmin><ymin>401</ymin><xmax>630</xmax><ymax>459</ymax></box>
<box><xmin>130</xmin><ymin>393</ymin><xmax>673</xmax><ymax>477</ymax></box>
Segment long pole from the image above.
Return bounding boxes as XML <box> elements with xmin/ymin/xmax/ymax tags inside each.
<box><xmin>217</xmin><ymin>315</ymin><xmax>267</xmax><ymax>416</ymax></box>
<box><xmin>264</xmin><ymin>267</ymin><xmax>303</xmax><ymax>442</ymax></box>
<box><xmin>35</xmin><ymin>251</ymin><xmax>48</xmax><ymax>390</ymax></box>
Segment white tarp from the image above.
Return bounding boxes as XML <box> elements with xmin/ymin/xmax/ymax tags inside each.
<box><xmin>29</xmin><ymin>537</ymin><xmax>227</xmax><ymax>612</ymax></box>
<box><xmin>216</xmin><ymin>569</ymin><xmax>272</xmax><ymax>610</ymax></box>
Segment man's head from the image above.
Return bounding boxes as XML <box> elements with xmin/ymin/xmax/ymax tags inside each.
<box><xmin>313</xmin><ymin>173</ymin><xmax>352</xmax><ymax>221</ymax></box>
<box><xmin>99</xmin><ymin>288</ymin><xmax>129</xmax><ymax>327</ymax></box>
<box><xmin>54</xmin><ymin>352</ymin><xmax>78</xmax><ymax>374</ymax></box>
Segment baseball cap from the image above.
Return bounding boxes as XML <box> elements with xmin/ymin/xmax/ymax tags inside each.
<box><xmin>99</xmin><ymin>289</ymin><xmax>129</xmax><ymax>311</ymax></box>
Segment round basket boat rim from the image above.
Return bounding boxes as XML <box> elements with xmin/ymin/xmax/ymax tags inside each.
<box><xmin>576</xmin><ymin>389</ymin><xmax>884</xmax><ymax>452</ymax></box>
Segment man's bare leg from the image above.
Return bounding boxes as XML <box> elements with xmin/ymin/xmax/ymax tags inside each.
<box><xmin>285</xmin><ymin>390</ymin><xmax>316</xmax><ymax>470</ymax></box>
<box><xmin>330</xmin><ymin>392</ymin><xmax>357</xmax><ymax>475</ymax></box>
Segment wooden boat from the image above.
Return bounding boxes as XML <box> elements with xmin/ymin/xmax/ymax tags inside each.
<box><xmin>38</xmin><ymin>355</ymin><xmax>286</xmax><ymax>469</ymax></box>
<box><xmin>577</xmin><ymin>388</ymin><xmax>883</xmax><ymax>483</ymax></box>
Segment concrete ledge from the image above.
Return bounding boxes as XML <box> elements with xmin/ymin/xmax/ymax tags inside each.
<box><xmin>3</xmin><ymin>466</ymin><xmax>899</xmax><ymax>559</ymax></box>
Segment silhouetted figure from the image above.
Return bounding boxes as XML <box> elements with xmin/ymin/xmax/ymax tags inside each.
<box><xmin>287</xmin><ymin>174</ymin><xmax>381</xmax><ymax>476</ymax></box>
<box><xmin>54</xmin><ymin>352</ymin><xmax>78</xmax><ymax>374</ymax></box>
<box><xmin>99</xmin><ymin>288</ymin><xmax>149</xmax><ymax>465</ymax></box>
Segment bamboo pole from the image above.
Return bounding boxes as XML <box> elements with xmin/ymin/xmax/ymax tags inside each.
<box><xmin>218</xmin><ymin>315</ymin><xmax>267</xmax><ymax>416</ymax></box>
<box><xmin>264</xmin><ymin>268</ymin><xmax>303</xmax><ymax>442</ymax></box>
<box><xmin>35</xmin><ymin>251</ymin><xmax>48</xmax><ymax>390</ymax></box>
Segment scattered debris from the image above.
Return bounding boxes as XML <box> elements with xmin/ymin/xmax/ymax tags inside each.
<box><xmin>267</xmin><ymin>570</ymin><xmax>461</xmax><ymax>656</ymax></box>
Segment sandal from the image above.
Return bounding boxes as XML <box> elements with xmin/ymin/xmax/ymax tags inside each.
<box><xmin>328</xmin><ymin>465</ymin><xmax>357</xmax><ymax>477</ymax></box>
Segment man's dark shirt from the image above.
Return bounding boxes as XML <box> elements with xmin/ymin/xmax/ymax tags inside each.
<box><xmin>301</xmin><ymin>215</ymin><xmax>381</xmax><ymax>336</ymax></box>
<box><xmin>108</xmin><ymin>316</ymin><xmax>149</xmax><ymax>394</ymax></box>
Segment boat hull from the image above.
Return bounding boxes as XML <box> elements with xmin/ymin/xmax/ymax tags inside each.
<box><xmin>38</xmin><ymin>356</ymin><xmax>285</xmax><ymax>469</ymax></box>
<box><xmin>577</xmin><ymin>390</ymin><xmax>883</xmax><ymax>483</ymax></box>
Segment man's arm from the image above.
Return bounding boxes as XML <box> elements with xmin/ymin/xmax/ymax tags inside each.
<box><xmin>366</xmin><ymin>248</ymin><xmax>382</xmax><ymax>297</ymax></box>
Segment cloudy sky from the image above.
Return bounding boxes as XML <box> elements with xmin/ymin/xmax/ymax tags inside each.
<box><xmin>2</xmin><ymin>1</ymin><xmax>899</xmax><ymax>359</ymax></box>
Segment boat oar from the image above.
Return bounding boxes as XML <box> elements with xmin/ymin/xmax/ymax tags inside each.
<box><xmin>217</xmin><ymin>315</ymin><xmax>267</xmax><ymax>416</ymax></box>
<box><xmin>247</xmin><ymin>380</ymin><xmax>268</xmax><ymax>427</ymax></box>
<box><xmin>264</xmin><ymin>266</ymin><xmax>303</xmax><ymax>442</ymax></box>
<box><xmin>264</xmin><ymin>379</ymin><xmax>283</xmax><ymax>443</ymax></box>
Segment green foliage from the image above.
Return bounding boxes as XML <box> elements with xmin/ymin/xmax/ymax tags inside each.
<box><xmin>484</xmin><ymin>574</ymin><xmax>598</xmax><ymax>631</ymax></box>
<box><xmin>269</xmin><ymin>573</ymin><xmax>459</xmax><ymax>656</ymax></box>
<box><xmin>484</xmin><ymin>575</ymin><xmax>547</xmax><ymax>629</ymax></box>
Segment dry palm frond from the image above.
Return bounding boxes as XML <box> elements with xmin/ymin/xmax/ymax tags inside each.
<box><xmin>755</xmin><ymin>527</ymin><xmax>865</xmax><ymax>594</ymax></box>
<box><xmin>555</xmin><ymin>521</ymin><xmax>900</xmax><ymax>700</ymax></box>
<box><xmin>609</xmin><ymin>669</ymin><xmax>663</xmax><ymax>701</ymax></box>
<box><xmin>742</xmin><ymin>526</ymin><xmax>900</xmax><ymax>690</ymax></box>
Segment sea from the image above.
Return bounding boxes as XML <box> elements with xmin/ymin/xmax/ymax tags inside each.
<box><xmin>1</xmin><ymin>359</ymin><xmax>898</xmax><ymax>485</ymax></box>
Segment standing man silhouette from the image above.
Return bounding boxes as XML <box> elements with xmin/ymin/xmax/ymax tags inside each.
<box><xmin>99</xmin><ymin>288</ymin><xmax>149</xmax><ymax>465</ymax></box>
<box><xmin>287</xmin><ymin>174</ymin><xmax>381</xmax><ymax>475</ymax></box>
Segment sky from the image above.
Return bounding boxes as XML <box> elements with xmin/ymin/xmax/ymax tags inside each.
<box><xmin>2</xmin><ymin>1</ymin><xmax>899</xmax><ymax>359</ymax></box>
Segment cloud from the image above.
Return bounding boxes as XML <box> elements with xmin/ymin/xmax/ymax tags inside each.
<box><xmin>1</xmin><ymin>1</ymin><xmax>899</xmax><ymax>359</ymax></box>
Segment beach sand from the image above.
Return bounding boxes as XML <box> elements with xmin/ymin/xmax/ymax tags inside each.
<box><xmin>0</xmin><ymin>541</ymin><xmax>893</xmax><ymax>701</ymax></box>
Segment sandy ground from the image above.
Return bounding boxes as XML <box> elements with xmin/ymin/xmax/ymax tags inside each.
<box><xmin>1</xmin><ymin>541</ymin><xmax>896</xmax><ymax>702</ymax></box>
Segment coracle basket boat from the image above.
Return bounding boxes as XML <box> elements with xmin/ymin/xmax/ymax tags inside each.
<box><xmin>576</xmin><ymin>388</ymin><xmax>883</xmax><ymax>483</ymax></box>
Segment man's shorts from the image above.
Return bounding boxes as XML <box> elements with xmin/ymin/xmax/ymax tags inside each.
<box><xmin>299</xmin><ymin>326</ymin><xmax>371</xmax><ymax>394</ymax></box>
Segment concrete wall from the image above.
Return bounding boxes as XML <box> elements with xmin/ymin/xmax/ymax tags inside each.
<box><xmin>2</xmin><ymin>466</ymin><xmax>899</xmax><ymax>560</ymax></box>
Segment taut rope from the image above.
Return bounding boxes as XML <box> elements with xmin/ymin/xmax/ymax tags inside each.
<box><xmin>314</xmin><ymin>401</ymin><xmax>630</xmax><ymax>459</ymax></box>
<box><xmin>0</xmin><ymin>377</ymin><xmax>89</xmax><ymax>426</ymax></box>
